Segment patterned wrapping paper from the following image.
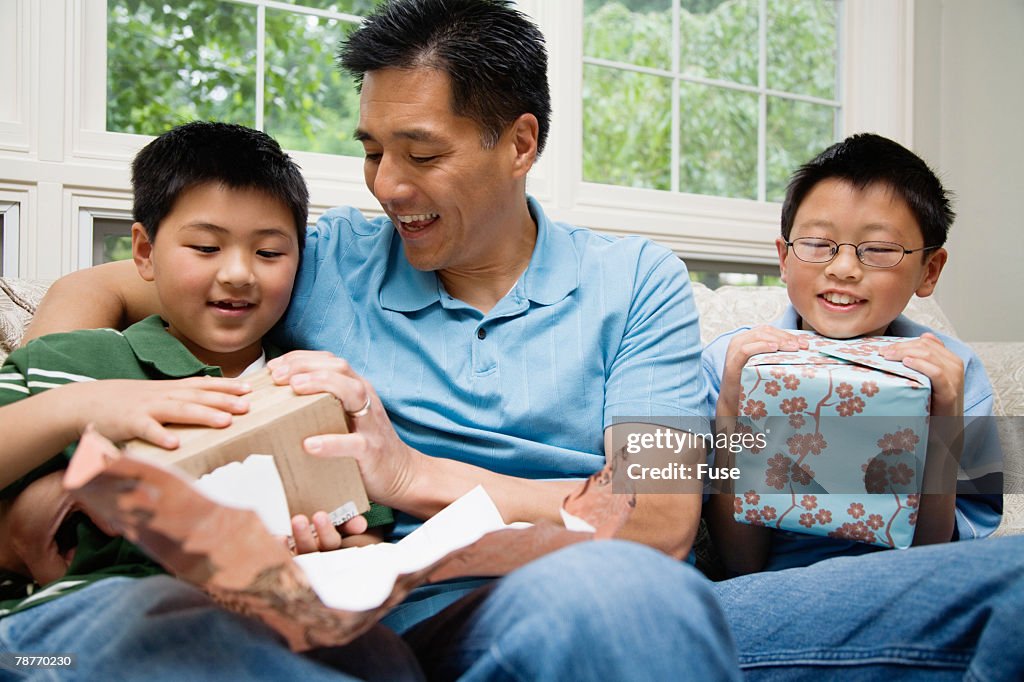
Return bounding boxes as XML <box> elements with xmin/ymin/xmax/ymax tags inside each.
<box><xmin>732</xmin><ymin>333</ymin><xmax>931</xmax><ymax>549</ymax></box>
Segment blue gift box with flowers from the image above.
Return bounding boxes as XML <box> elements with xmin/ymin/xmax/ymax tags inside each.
<box><xmin>732</xmin><ymin>332</ymin><xmax>931</xmax><ymax>549</ymax></box>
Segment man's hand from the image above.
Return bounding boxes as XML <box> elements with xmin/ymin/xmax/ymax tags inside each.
<box><xmin>64</xmin><ymin>376</ymin><xmax>253</xmax><ymax>448</ymax></box>
<box><xmin>267</xmin><ymin>351</ymin><xmax>421</xmax><ymax>507</ymax></box>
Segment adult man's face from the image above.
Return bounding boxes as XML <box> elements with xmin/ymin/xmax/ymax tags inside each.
<box><xmin>356</xmin><ymin>67</ymin><xmax>535</xmax><ymax>275</ymax></box>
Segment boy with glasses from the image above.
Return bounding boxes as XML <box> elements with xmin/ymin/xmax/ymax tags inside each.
<box><xmin>702</xmin><ymin>133</ymin><xmax>1002</xmax><ymax>575</ymax></box>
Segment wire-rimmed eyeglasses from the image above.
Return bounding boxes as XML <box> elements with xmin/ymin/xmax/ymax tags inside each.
<box><xmin>784</xmin><ymin>237</ymin><xmax>940</xmax><ymax>268</ymax></box>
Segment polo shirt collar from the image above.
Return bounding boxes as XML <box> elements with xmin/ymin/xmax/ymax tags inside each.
<box><xmin>379</xmin><ymin>196</ymin><xmax>579</xmax><ymax>312</ymax></box>
<box><xmin>123</xmin><ymin>315</ymin><xmax>220</xmax><ymax>377</ymax></box>
<box><xmin>519</xmin><ymin>196</ymin><xmax>578</xmax><ymax>306</ymax></box>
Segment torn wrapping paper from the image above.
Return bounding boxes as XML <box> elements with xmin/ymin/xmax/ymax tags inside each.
<box><xmin>63</xmin><ymin>426</ymin><xmax>634</xmax><ymax>651</ymax></box>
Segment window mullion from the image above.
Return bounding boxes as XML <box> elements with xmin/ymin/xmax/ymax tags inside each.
<box><xmin>757</xmin><ymin>0</ymin><xmax>767</xmax><ymax>203</ymax></box>
<box><xmin>671</xmin><ymin>0</ymin><xmax>680</xmax><ymax>194</ymax></box>
<box><xmin>255</xmin><ymin>1</ymin><xmax>266</xmax><ymax>131</ymax></box>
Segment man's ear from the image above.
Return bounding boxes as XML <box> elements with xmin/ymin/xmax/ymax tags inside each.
<box><xmin>131</xmin><ymin>222</ymin><xmax>156</xmax><ymax>282</ymax></box>
<box><xmin>775</xmin><ymin>237</ymin><xmax>789</xmax><ymax>283</ymax></box>
<box><xmin>508</xmin><ymin>113</ymin><xmax>539</xmax><ymax>179</ymax></box>
<box><xmin>914</xmin><ymin>247</ymin><xmax>948</xmax><ymax>298</ymax></box>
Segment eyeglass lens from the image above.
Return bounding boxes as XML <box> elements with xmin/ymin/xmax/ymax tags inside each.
<box><xmin>791</xmin><ymin>238</ymin><xmax>905</xmax><ymax>267</ymax></box>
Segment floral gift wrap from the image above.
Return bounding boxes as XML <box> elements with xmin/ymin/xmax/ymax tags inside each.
<box><xmin>732</xmin><ymin>333</ymin><xmax>931</xmax><ymax>549</ymax></box>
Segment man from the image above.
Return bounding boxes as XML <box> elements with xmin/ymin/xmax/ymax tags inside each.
<box><xmin>26</xmin><ymin>1</ymin><xmax>736</xmax><ymax>679</ymax></box>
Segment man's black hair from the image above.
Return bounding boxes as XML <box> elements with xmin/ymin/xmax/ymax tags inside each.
<box><xmin>781</xmin><ymin>133</ymin><xmax>954</xmax><ymax>249</ymax></box>
<box><xmin>131</xmin><ymin>121</ymin><xmax>309</xmax><ymax>250</ymax></box>
<box><xmin>339</xmin><ymin>0</ymin><xmax>551</xmax><ymax>155</ymax></box>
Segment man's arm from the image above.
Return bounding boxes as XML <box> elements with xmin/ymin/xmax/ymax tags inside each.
<box><xmin>272</xmin><ymin>355</ymin><xmax>702</xmax><ymax>559</ymax></box>
<box><xmin>24</xmin><ymin>260</ymin><xmax>159</xmax><ymax>342</ymax></box>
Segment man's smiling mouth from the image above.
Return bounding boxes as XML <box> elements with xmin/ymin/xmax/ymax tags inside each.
<box><xmin>396</xmin><ymin>213</ymin><xmax>439</xmax><ymax>232</ymax></box>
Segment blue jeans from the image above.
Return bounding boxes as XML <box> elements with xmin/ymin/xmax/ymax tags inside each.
<box><xmin>715</xmin><ymin>534</ymin><xmax>1024</xmax><ymax>681</ymax></box>
<box><xmin>0</xmin><ymin>542</ymin><xmax>738</xmax><ymax>681</ymax></box>
<box><xmin>400</xmin><ymin>540</ymin><xmax>741</xmax><ymax>681</ymax></box>
<box><xmin>0</xmin><ymin>575</ymin><xmax>422</xmax><ymax>681</ymax></box>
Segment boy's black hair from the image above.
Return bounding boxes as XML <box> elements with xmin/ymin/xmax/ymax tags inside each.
<box><xmin>781</xmin><ymin>133</ymin><xmax>955</xmax><ymax>249</ymax></box>
<box><xmin>339</xmin><ymin>0</ymin><xmax>551</xmax><ymax>155</ymax></box>
<box><xmin>131</xmin><ymin>122</ymin><xmax>309</xmax><ymax>250</ymax></box>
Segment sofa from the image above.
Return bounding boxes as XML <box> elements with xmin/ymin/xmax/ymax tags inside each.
<box><xmin>1</xmin><ymin>275</ymin><xmax>1020</xmax><ymax>536</ymax></box>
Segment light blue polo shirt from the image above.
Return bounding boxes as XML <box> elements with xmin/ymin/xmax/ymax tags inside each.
<box><xmin>278</xmin><ymin>197</ymin><xmax>708</xmax><ymax>538</ymax></box>
<box><xmin>702</xmin><ymin>305</ymin><xmax>1003</xmax><ymax>569</ymax></box>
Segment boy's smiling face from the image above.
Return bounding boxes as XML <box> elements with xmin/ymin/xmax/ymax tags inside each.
<box><xmin>132</xmin><ymin>183</ymin><xmax>300</xmax><ymax>376</ymax></box>
<box><xmin>778</xmin><ymin>178</ymin><xmax>947</xmax><ymax>339</ymax></box>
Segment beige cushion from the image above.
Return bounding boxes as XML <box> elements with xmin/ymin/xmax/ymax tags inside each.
<box><xmin>0</xmin><ymin>277</ymin><xmax>50</xmax><ymax>362</ymax></box>
<box><xmin>692</xmin><ymin>282</ymin><xmax>958</xmax><ymax>346</ymax></box>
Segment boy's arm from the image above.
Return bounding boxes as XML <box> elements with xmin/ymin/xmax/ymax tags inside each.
<box><xmin>0</xmin><ymin>374</ymin><xmax>254</xmax><ymax>489</ymax></box>
<box><xmin>881</xmin><ymin>333</ymin><xmax>964</xmax><ymax>544</ymax></box>
<box><xmin>24</xmin><ymin>261</ymin><xmax>159</xmax><ymax>342</ymax></box>
<box><xmin>705</xmin><ymin>326</ymin><xmax>807</xmax><ymax>576</ymax></box>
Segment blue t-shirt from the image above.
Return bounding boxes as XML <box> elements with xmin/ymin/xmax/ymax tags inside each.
<box><xmin>701</xmin><ymin>304</ymin><xmax>1003</xmax><ymax>570</ymax></box>
<box><xmin>277</xmin><ymin>196</ymin><xmax>709</xmax><ymax>538</ymax></box>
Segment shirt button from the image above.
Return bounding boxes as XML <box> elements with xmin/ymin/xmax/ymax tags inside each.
<box><xmin>477</xmin><ymin>328</ymin><xmax>487</xmax><ymax>340</ymax></box>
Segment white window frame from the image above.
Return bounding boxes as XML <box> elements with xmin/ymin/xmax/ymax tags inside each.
<box><xmin>69</xmin><ymin>192</ymin><xmax>133</xmax><ymax>269</ymax></box>
<box><xmin>0</xmin><ymin>202</ymin><xmax>21</xmax><ymax>277</ymax></box>
<box><xmin>0</xmin><ymin>0</ymin><xmax>30</xmax><ymax>154</ymax></box>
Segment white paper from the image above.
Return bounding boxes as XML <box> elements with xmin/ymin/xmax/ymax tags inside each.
<box><xmin>295</xmin><ymin>485</ymin><xmax>512</xmax><ymax>612</ymax></box>
<box><xmin>195</xmin><ymin>454</ymin><xmax>291</xmax><ymax>537</ymax></box>
<box><xmin>560</xmin><ymin>507</ymin><xmax>597</xmax><ymax>533</ymax></box>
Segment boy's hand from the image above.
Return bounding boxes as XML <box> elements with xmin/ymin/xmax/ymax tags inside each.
<box><xmin>881</xmin><ymin>334</ymin><xmax>964</xmax><ymax>544</ymax></box>
<box><xmin>66</xmin><ymin>377</ymin><xmax>252</xmax><ymax>449</ymax></box>
<box><xmin>287</xmin><ymin>513</ymin><xmax>377</xmax><ymax>554</ymax></box>
<box><xmin>718</xmin><ymin>326</ymin><xmax>807</xmax><ymax>419</ymax></box>
<box><xmin>880</xmin><ymin>333</ymin><xmax>964</xmax><ymax>417</ymax></box>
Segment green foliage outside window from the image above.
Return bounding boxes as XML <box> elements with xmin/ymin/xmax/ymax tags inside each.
<box><xmin>584</xmin><ymin>0</ymin><xmax>839</xmax><ymax>201</ymax></box>
<box><xmin>107</xmin><ymin>0</ymin><xmax>382</xmax><ymax>155</ymax></box>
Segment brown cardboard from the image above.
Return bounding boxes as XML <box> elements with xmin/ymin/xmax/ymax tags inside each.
<box><xmin>123</xmin><ymin>370</ymin><xmax>368</xmax><ymax>520</ymax></box>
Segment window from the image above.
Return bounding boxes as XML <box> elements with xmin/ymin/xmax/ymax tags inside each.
<box><xmin>92</xmin><ymin>217</ymin><xmax>133</xmax><ymax>264</ymax></box>
<box><xmin>582</xmin><ymin>0</ymin><xmax>840</xmax><ymax>203</ymax></box>
<box><xmin>0</xmin><ymin>203</ymin><xmax>20</xmax><ymax>277</ymax></box>
<box><xmin>686</xmin><ymin>258</ymin><xmax>783</xmax><ymax>288</ymax></box>
<box><xmin>106</xmin><ymin>0</ymin><xmax>382</xmax><ymax>156</ymax></box>
<box><xmin>0</xmin><ymin>0</ymin><xmax>913</xmax><ymax>279</ymax></box>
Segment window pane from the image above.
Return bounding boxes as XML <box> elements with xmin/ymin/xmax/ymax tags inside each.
<box><xmin>680</xmin><ymin>0</ymin><xmax>758</xmax><ymax>86</ymax></box>
<box><xmin>107</xmin><ymin>1</ymin><xmax>257</xmax><ymax>134</ymax></box>
<box><xmin>686</xmin><ymin>258</ymin><xmax>784</xmax><ymax>289</ymax></box>
<box><xmin>264</xmin><ymin>12</ymin><xmax>362</xmax><ymax>155</ymax></box>
<box><xmin>678</xmin><ymin>82</ymin><xmax>757</xmax><ymax>199</ymax></box>
<box><xmin>0</xmin><ymin>214</ymin><xmax>5</xmax><ymax>276</ymax></box>
<box><xmin>104</xmin><ymin>235</ymin><xmax>134</xmax><ymax>263</ymax></box>
<box><xmin>584</xmin><ymin>0</ymin><xmax>671</xmax><ymax>70</ymax></box>
<box><xmin>766</xmin><ymin>97</ymin><xmax>835</xmax><ymax>201</ymax></box>
<box><xmin>767</xmin><ymin>0</ymin><xmax>839</xmax><ymax>99</ymax></box>
<box><xmin>583</xmin><ymin>65</ymin><xmax>671</xmax><ymax>191</ymax></box>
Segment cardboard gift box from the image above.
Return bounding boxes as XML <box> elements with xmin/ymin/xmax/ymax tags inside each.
<box><xmin>731</xmin><ymin>333</ymin><xmax>931</xmax><ymax>549</ymax></box>
<box><xmin>123</xmin><ymin>370</ymin><xmax>369</xmax><ymax>522</ymax></box>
